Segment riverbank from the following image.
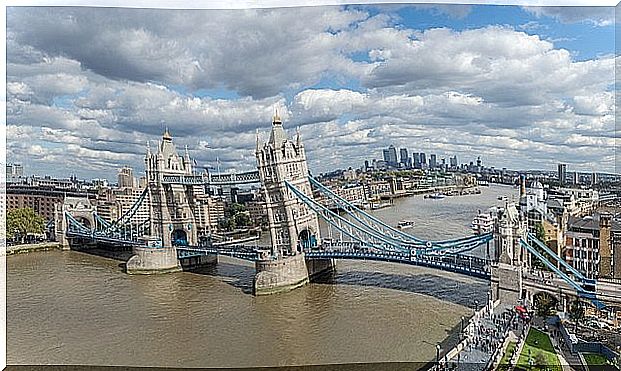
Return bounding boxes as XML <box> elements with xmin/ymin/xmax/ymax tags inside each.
<box><xmin>4</xmin><ymin>242</ymin><xmax>61</xmax><ymax>256</ymax></box>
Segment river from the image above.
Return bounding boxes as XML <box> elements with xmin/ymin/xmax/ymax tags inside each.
<box><xmin>7</xmin><ymin>184</ymin><xmax>516</xmax><ymax>368</ymax></box>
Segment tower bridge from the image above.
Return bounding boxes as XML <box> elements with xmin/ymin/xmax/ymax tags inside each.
<box><xmin>55</xmin><ymin>116</ymin><xmax>620</xmax><ymax>307</ymax></box>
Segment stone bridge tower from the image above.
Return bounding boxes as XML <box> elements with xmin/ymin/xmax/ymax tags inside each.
<box><xmin>491</xmin><ymin>202</ymin><xmax>528</xmax><ymax>304</ymax></box>
<box><xmin>253</xmin><ymin>113</ymin><xmax>333</xmax><ymax>295</ymax></box>
<box><xmin>256</xmin><ymin>112</ymin><xmax>321</xmax><ymax>258</ymax></box>
<box><xmin>144</xmin><ymin>129</ymin><xmax>198</xmax><ymax>248</ymax></box>
<box><xmin>55</xmin><ymin>197</ymin><xmax>97</xmax><ymax>250</ymax></box>
<box><xmin>127</xmin><ymin>129</ymin><xmax>214</xmax><ymax>274</ymax></box>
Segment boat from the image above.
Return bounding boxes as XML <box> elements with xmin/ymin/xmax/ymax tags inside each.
<box><xmin>370</xmin><ymin>201</ymin><xmax>392</xmax><ymax>210</ymax></box>
<box><xmin>427</xmin><ymin>193</ymin><xmax>446</xmax><ymax>199</ymax></box>
<box><xmin>396</xmin><ymin>220</ymin><xmax>415</xmax><ymax>229</ymax></box>
<box><xmin>471</xmin><ymin>209</ymin><xmax>495</xmax><ymax>235</ymax></box>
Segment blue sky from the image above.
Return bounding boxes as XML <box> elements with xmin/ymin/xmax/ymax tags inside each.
<box><xmin>6</xmin><ymin>4</ymin><xmax>617</xmax><ymax>180</ymax></box>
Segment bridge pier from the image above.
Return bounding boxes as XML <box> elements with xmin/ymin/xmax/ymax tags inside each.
<box><xmin>126</xmin><ymin>246</ymin><xmax>182</xmax><ymax>274</ymax></box>
<box><xmin>253</xmin><ymin>254</ymin><xmax>334</xmax><ymax>295</ymax></box>
<box><xmin>491</xmin><ymin>262</ymin><xmax>523</xmax><ymax>304</ymax></box>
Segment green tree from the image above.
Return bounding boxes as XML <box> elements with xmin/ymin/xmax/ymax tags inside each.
<box><xmin>234</xmin><ymin>212</ymin><xmax>250</xmax><ymax>227</ymax></box>
<box><xmin>7</xmin><ymin>208</ymin><xmax>45</xmax><ymax>243</ymax></box>
<box><xmin>533</xmin><ymin>292</ymin><xmax>557</xmax><ymax>318</ymax></box>
<box><xmin>568</xmin><ymin>299</ymin><xmax>585</xmax><ymax>333</ymax></box>
<box><xmin>534</xmin><ymin>222</ymin><xmax>546</xmax><ymax>241</ymax></box>
<box><xmin>532</xmin><ymin>222</ymin><xmax>551</xmax><ymax>271</ymax></box>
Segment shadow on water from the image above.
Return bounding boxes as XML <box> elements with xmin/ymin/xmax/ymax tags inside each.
<box><xmin>315</xmin><ymin>270</ymin><xmax>489</xmax><ymax>309</ymax></box>
<box><xmin>188</xmin><ymin>261</ymin><xmax>256</xmax><ymax>294</ymax></box>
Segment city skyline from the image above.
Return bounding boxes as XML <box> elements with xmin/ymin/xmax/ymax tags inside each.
<box><xmin>6</xmin><ymin>4</ymin><xmax>616</xmax><ymax>180</ymax></box>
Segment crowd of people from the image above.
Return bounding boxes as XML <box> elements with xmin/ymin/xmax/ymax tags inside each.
<box><xmin>432</xmin><ymin>304</ymin><xmax>528</xmax><ymax>371</ymax></box>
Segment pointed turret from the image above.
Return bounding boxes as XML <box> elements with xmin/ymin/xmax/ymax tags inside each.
<box><xmin>163</xmin><ymin>127</ymin><xmax>172</xmax><ymax>141</ymax></box>
<box><xmin>268</xmin><ymin>108</ymin><xmax>287</xmax><ymax>147</ymax></box>
<box><xmin>255</xmin><ymin>128</ymin><xmax>260</xmax><ymax>152</ymax></box>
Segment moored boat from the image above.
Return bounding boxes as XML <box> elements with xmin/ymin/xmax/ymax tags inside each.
<box><xmin>396</xmin><ymin>220</ymin><xmax>415</xmax><ymax>229</ymax></box>
<box><xmin>471</xmin><ymin>209</ymin><xmax>496</xmax><ymax>235</ymax></box>
<box><xmin>426</xmin><ymin>193</ymin><xmax>446</xmax><ymax>199</ymax></box>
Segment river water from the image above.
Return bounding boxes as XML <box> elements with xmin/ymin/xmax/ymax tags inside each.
<box><xmin>7</xmin><ymin>184</ymin><xmax>516</xmax><ymax>368</ymax></box>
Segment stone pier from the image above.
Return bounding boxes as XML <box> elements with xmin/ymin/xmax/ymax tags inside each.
<box><xmin>253</xmin><ymin>253</ymin><xmax>335</xmax><ymax>295</ymax></box>
<box><xmin>126</xmin><ymin>246</ymin><xmax>182</xmax><ymax>274</ymax></box>
<box><xmin>179</xmin><ymin>253</ymin><xmax>218</xmax><ymax>270</ymax></box>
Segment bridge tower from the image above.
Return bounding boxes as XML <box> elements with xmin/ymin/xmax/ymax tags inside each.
<box><xmin>491</xmin><ymin>202</ymin><xmax>528</xmax><ymax>304</ymax></box>
<box><xmin>256</xmin><ymin>112</ymin><xmax>321</xmax><ymax>257</ymax></box>
<box><xmin>55</xmin><ymin>197</ymin><xmax>97</xmax><ymax>250</ymax></box>
<box><xmin>253</xmin><ymin>112</ymin><xmax>333</xmax><ymax>295</ymax></box>
<box><xmin>126</xmin><ymin>129</ymin><xmax>214</xmax><ymax>274</ymax></box>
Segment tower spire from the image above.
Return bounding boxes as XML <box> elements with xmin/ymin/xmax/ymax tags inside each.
<box><xmin>273</xmin><ymin>108</ymin><xmax>281</xmax><ymax>124</ymax></box>
<box><xmin>256</xmin><ymin>128</ymin><xmax>260</xmax><ymax>151</ymax></box>
<box><xmin>163</xmin><ymin>127</ymin><xmax>172</xmax><ymax>141</ymax></box>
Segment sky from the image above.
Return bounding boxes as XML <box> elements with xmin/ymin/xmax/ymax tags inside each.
<box><xmin>5</xmin><ymin>4</ymin><xmax>617</xmax><ymax>181</ymax></box>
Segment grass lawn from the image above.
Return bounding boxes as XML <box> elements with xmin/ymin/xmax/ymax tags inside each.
<box><xmin>499</xmin><ymin>341</ymin><xmax>517</xmax><ymax>366</ymax></box>
<box><xmin>515</xmin><ymin>328</ymin><xmax>561</xmax><ymax>370</ymax></box>
<box><xmin>582</xmin><ymin>353</ymin><xmax>610</xmax><ymax>369</ymax></box>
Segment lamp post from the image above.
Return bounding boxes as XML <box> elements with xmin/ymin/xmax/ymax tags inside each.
<box><xmin>436</xmin><ymin>344</ymin><xmax>441</xmax><ymax>365</ymax></box>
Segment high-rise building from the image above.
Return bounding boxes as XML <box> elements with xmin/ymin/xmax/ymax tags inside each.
<box><xmin>399</xmin><ymin>148</ymin><xmax>409</xmax><ymax>167</ymax></box>
<box><xmin>558</xmin><ymin>163</ymin><xmax>567</xmax><ymax>186</ymax></box>
<box><xmin>420</xmin><ymin>153</ymin><xmax>427</xmax><ymax>168</ymax></box>
<box><xmin>572</xmin><ymin>172</ymin><xmax>579</xmax><ymax>185</ymax></box>
<box><xmin>592</xmin><ymin>172</ymin><xmax>598</xmax><ymax>186</ymax></box>
<box><xmin>118</xmin><ymin>166</ymin><xmax>135</xmax><ymax>188</ymax></box>
<box><xmin>429</xmin><ymin>154</ymin><xmax>437</xmax><ymax>169</ymax></box>
<box><xmin>413</xmin><ymin>153</ymin><xmax>421</xmax><ymax>169</ymax></box>
<box><xmin>449</xmin><ymin>156</ymin><xmax>458</xmax><ymax>168</ymax></box>
<box><xmin>382</xmin><ymin>149</ymin><xmax>390</xmax><ymax>164</ymax></box>
<box><xmin>387</xmin><ymin>145</ymin><xmax>398</xmax><ymax>167</ymax></box>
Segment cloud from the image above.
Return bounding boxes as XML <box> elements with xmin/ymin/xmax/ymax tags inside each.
<box><xmin>5</xmin><ymin>6</ymin><xmax>616</xmax><ymax>179</ymax></box>
<box><xmin>522</xmin><ymin>6</ymin><xmax>615</xmax><ymax>27</ymax></box>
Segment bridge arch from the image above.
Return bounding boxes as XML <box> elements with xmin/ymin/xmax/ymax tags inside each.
<box><xmin>171</xmin><ymin>229</ymin><xmax>188</xmax><ymax>246</ymax></box>
<box><xmin>532</xmin><ymin>291</ymin><xmax>560</xmax><ymax>316</ymax></box>
<box><xmin>298</xmin><ymin>227</ymin><xmax>318</xmax><ymax>251</ymax></box>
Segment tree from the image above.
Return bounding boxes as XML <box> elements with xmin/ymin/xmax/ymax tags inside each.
<box><xmin>568</xmin><ymin>299</ymin><xmax>585</xmax><ymax>333</ymax></box>
<box><xmin>532</xmin><ymin>222</ymin><xmax>551</xmax><ymax>271</ymax></box>
<box><xmin>7</xmin><ymin>208</ymin><xmax>45</xmax><ymax>243</ymax></box>
<box><xmin>234</xmin><ymin>212</ymin><xmax>250</xmax><ymax>227</ymax></box>
<box><xmin>533</xmin><ymin>292</ymin><xmax>557</xmax><ymax>318</ymax></box>
<box><xmin>534</xmin><ymin>222</ymin><xmax>546</xmax><ymax>242</ymax></box>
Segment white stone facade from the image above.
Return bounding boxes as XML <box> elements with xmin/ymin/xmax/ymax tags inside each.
<box><xmin>256</xmin><ymin>114</ymin><xmax>321</xmax><ymax>257</ymax></box>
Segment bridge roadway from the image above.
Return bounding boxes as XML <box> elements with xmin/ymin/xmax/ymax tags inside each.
<box><xmin>176</xmin><ymin>242</ymin><xmax>491</xmax><ymax>280</ymax></box>
<box><xmin>521</xmin><ymin>270</ymin><xmax>621</xmax><ymax>306</ymax></box>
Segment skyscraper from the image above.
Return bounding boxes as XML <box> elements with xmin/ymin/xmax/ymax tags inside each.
<box><xmin>558</xmin><ymin>163</ymin><xmax>567</xmax><ymax>186</ymax></box>
<box><xmin>420</xmin><ymin>152</ymin><xmax>427</xmax><ymax>168</ymax></box>
<box><xmin>449</xmin><ymin>156</ymin><xmax>457</xmax><ymax>168</ymax></box>
<box><xmin>413</xmin><ymin>153</ymin><xmax>421</xmax><ymax>169</ymax></box>
<box><xmin>382</xmin><ymin>149</ymin><xmax>390</xmax><ymax>164</ymax></box>
<box><xmin>429</xmin><ymin>154</ymin><xmax>437</xmax><ymax>169</ymax></box>
<box><xmin>399</xmin><ymin>148</ymin><xmax>409</xmax><ymax>167</ymax></box>
<box><xmin>387</xmin><ymin>145</ymin><xmax>398</xmax><ymax>167</ymax></box>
